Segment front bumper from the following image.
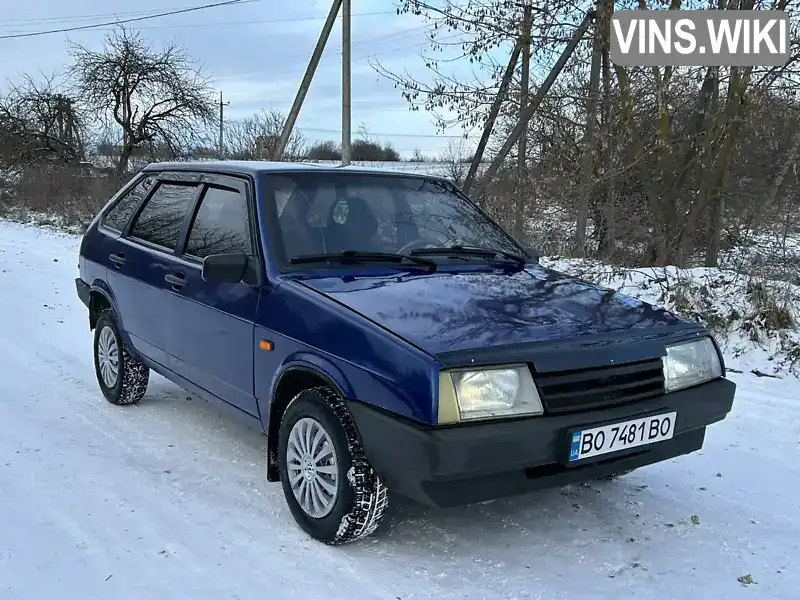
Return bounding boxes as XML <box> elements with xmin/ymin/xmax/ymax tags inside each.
<box><xmin>347</xmin><ymin>377</ymin><xmax>736</xmax><ymax>507</ymax></box>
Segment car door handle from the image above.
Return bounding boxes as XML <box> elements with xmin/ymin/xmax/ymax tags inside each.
<box><xmin>109</xmin><ymin>253</ymin><xmax>126</xmax><ymax>267</ymax></box>
<box><xmin>165</xmin><ymin>273</ymin><xmax>187</xmax><ymax>289</ymax></box>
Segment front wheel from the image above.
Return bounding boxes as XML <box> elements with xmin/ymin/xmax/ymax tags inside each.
<box><xmin>278</xmin><ymin>387</ymin><xmax>389</xmax><ymax>544</ymax></box>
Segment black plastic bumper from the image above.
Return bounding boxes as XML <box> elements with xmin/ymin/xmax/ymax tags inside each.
<box><xmin>347</xmin><ymin>377</ymin><xmax>736</xmax><ymax>507</ymax></box>
<box><xmin>75</xmin><ymin>278</ymin><xmax>91</xmax><ymax>308</ymax></box>
<box><xmin>75</xmin><ymin>278</ymin><xmax>91</xmax><ymax>309</ymax></box>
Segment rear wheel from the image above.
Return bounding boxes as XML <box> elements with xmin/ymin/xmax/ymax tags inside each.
<box><xmin>278</xmin><ymin>387</ymin><xmax>389</xmax><ymax>544</ymax></box>
<box><xmin>93</xmin><ymin>309</ymin><xmax>149</xmax><ymax>406</ymax></box>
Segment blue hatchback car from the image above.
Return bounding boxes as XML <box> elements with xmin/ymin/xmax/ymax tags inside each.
<box><xmin>76</xmin><ymin>161</ymin><xmax>736</xmax><ymax>544</ymax></box>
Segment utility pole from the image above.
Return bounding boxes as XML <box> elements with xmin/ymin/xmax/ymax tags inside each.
<box><xmin>462</xmin><ymin>39</ymin><xmax>522</xmax><ymax>195</ymax></box>
<box><xmin>341</xmin><ymin>0</ymin><xmax>352</xmax><ymax>166</ymax></box>
<box><xmin>514</xmin><ymin>3</ymin><xmax>533</xmax><ymax>242</ymax></box>
<box><xmin>218</xmin><ymin>91</ymin><xmax>230</xmax><ymax>159</ymax></box>
<box><xmin>276</xmin><ymin>0</ymin><xmax>344</xmax><ymax>160</ymax></box>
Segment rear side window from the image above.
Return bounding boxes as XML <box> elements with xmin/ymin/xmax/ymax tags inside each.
<box><xmin>102</xmin><ymin>176</ymin><xmax>154</xmax><ymax>232</ymax></box>
<box><xmin>129</xmin><ymin>182</ymin><xmax>199</xmax><ymax>251</ymax></box>
<box><xmin>185</xmin><ymin>186</ymin><xmax>253</xmax><ymax>259</ymax></box>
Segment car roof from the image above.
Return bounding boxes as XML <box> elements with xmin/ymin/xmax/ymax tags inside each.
<box><xmin>141</xmin><ymin>160</ymin><xmax>450</xmax><ymax>182</ymax></box>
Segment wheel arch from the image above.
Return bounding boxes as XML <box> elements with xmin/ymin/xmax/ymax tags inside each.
<box><xmin>264</xmin><ymin>359</ymin><xmax>353</xmax><ymax>482</ymax></box>
<box><xmin>87</xmin><ymin>282</ymin><xmax>138</xmax><ymax>357</ymax></box>
<box><xmin>87</xmin><ymin>281</ymin><xmax>118</xmax><ymax>328</ymax></box>
<box><xmin>88</xmin><ymin>289</ymin><xmax>112</xmax><ymax>329</ymax></box>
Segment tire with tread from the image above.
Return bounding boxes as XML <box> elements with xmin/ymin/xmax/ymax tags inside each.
<box><xmin>277</xmin><ymin>386</ymin><xmax>389</xmax><ymax>545</ymax></box>
<box><xmin>93</xmin><ymin>308</ymin><xmax>150</xmax><ymax>406</ymax></box>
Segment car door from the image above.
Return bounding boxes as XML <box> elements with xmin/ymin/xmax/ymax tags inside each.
<box><xmin>106</xmin><ymin>174</ymin><xmax>201</xmax><ymax>366</ymax></box>
<box><xmin>165</xmin><ymin>174</ymin><xmax>260</xmax><ymax>417</ymax></box>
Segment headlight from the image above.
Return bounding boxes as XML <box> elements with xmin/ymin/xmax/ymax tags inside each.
<box><xmin>438</xmin><ymin>364</ymin><xmax>543</xmax><ymax>422</ymax></box>
<box><xmin>662</xmin><ymin>338</ymin><xmax>722</xmax><ymax>392</ymax></box>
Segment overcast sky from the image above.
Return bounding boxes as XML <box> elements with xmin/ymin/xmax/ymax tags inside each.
<box><xmin>1</xmin><ymin>0</ymin><xmax>480</xmax><ymax>157</ymax></box>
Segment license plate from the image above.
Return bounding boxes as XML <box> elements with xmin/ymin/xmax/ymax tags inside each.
<box><xmin>568</xmin><ymin>411</ymin><xmax>677</xmax><ymax>463</ymax></box>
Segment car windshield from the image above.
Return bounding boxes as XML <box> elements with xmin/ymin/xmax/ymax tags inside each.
<box><xmin>265</xmin><ymin>172</ymin><xmax>524</xmax><ymax>267</ymax></box>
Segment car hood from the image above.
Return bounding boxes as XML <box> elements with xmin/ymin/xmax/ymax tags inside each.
<box><xmin>297</xmin><ymin>265</ymin><xmax>694</xmax><ymax>360</ymax></box>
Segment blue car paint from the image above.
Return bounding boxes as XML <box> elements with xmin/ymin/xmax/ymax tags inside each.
<box><xmin>78</xmin><ymin>161</ymin><xmax>711</xmax><ymax>430</ymax></box>
<box><xmin>108</xmin><ymin>235</ymin><xmax>182</xmax><ymax>366</ymax></box>
<box><xmin>253</xmin><ymin>279</ymin><xmax>439</xmax><ymax>422</ymax></box>
<box><xmin>299</xmin><ymin>265</ymin><xmax>688</xmax><ymax>357</ymax></box>
<box><xmin>80</xmin><ymin>233</ymin><xmax>131</xmax><ymax>343</ymax></box>
<box><xmin>165</xmin><ymin>255</ymin><xmax>261</xmax><ymax>417</ymax></box>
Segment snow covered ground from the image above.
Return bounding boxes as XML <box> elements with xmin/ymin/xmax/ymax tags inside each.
<box><xmin>541</xmin><ymin>257</ymin><xmax>800</xmax><ymax>377</ymax></box>
<box><xmin>1</xmin><ymin>220</ymin><xmax>798</xmax><ymax>600</ymax></box>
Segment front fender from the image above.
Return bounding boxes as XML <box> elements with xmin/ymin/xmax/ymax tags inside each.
<box><xmin>269</xmin><ymin>353</ymin><xmax>355</xmax><ymax>406</ymax></box>
<box><xmin>259</xmin><ymin>353</ymin><xmax>357</xmax><ymax>482</ymax></box>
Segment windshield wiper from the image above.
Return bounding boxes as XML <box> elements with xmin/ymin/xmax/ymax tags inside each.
<box><xmin>410</xmin><ymin>245</ymin><xmax>527</xmax><ymax>267</ymax></box>
<box><xmin>290</xmin><ymin>250</ymin><xmax>437</xmax><ymax>272</ymax></box>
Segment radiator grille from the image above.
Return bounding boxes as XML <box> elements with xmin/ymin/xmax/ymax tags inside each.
<box><xmin>535</xmin><ymin>359</ymin><xmax>665</xmax><ymax>414</ymax></box>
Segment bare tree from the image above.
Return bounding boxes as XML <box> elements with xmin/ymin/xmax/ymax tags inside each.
<box><xmin>372</xmin><ymin>0</ymin><xmax>582</xmax><ymax>132</ymax></box>
<box><xmin>68</xmin><ymin>27</ymin><xmax>216</xmax><ymax>176</ymax></box>
<box><xmin>0</xmin><ymin>74</ymin><xmax>116</xmax><ymax>227</ymax></box>
<box><xmin>225</xmin><ymin>109</ymin><xmax>306</xmax><ymax>161</ymax></box>
<box><xmin>409</xmin><ymin>147</ymin><xmax>427</xmax><ymax>163</ymax></box>
<box><xmin>371</xmin><ymin>0</ymin><xmax>594</xmax><ymax>242</ymax></box>
<box><xmin>440</xmin><ymin>138</ymin><xmax>471</xmax><ymax>186</ymax></box>
<box><xmin>375</xmin><ymin>0</ymin><xmax>800</xmax><ymax>270</ymax></box>
<box><xmin>0</xmin><ymin>74</ymin><xmax>84</xmax><ymax>167</ymax></box>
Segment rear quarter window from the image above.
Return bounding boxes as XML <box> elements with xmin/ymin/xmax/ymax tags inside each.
<box><xmin>101</xmin><ymin>176</ymin><xmax>155</xmax><ymax>232</ymax></box>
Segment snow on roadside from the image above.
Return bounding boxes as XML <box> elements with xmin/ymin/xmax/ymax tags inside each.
<box><xmin>541</xmin><ymin>256</ymin><xmax>800</xmax><ymax>379</ymax></box>
<box><xmin>0</xmin><ymin>209</ymin><xmax>90</xmax><ymax>236</ymax></box>
<box><xmin>719</xmin><ymin>230</ymin><xmax>800</xmax><ymax>284</ymax></box>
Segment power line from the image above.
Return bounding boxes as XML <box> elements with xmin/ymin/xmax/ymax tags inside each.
<box><xmin>221</xmin><ymin>26</ymin><xmax>444</xmax><ymax>82</ymax></box>
<box><xmin>250</xmin><ymin>35</ymin><xmax>460</xmax><ymax>83</ymax></box>
<box><xmin>1</xmin><ymin>10</ymin><xmax>396</xmax><ymax>34</ymax></box>
<box><xmin>278</xmin><ymin>99</ymin><xmax>427</xmax><ymax>111</ymax></box>
<box><xmin>126</xmin><ymin>10</ymin><xmax>394</xmax><ymax>30</ymax></box>
<box><xmin>1</xmin><ymin>3</ymin><xmax>228</xmax><ymax>24</ymax></box>
<box><xmin>0</xmin><ymin>0</ymin><xmax>261</xmax><ymax>40</ymax></box>
<box><xmin>225</xmin><ymin>25</ymin><xmax>429</xmax><ymax>78</ymax></box>
<box><xmin>296</xmin><ymin>126</ymin><xmax>470</xmax><ymax>140</ymax></box>
<box><xmin>225</xmin><ymin>97</ymin><xmax>437</xmax><ymax>113</ymax></box>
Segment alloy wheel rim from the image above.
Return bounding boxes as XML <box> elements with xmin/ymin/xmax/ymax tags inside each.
<box><xmin>286</xmin><ymin>417</ymin><xmax>339</xmax><ymax>518</ymax></box>
<box><xmin>97</xmin><ymin>326</ymin><xmax>119</xmax><ymax>388</ymax></box>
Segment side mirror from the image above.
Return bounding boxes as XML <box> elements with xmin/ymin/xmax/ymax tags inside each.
<box><xmin>202</xmin><ymin>253</ymin><xmax>249</xmax><ymax>284</ymax></box>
